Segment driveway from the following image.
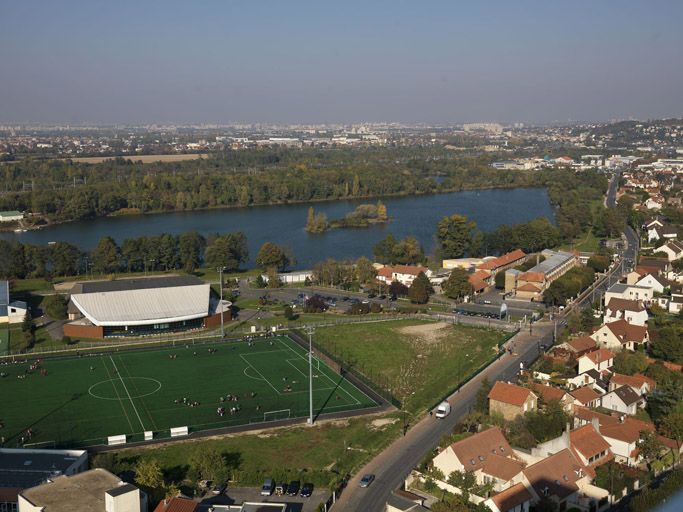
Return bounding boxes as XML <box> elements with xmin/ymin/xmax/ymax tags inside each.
<box><xmin>198</xmin><ymin>486</ymin><xmax>328</xmax><ymax>512</ymax></box>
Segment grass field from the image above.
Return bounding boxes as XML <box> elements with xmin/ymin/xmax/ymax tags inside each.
<box><xmin>0</xmin><ymin>326</ymin><xmax>8</xmax><ymax>356</ymax></box>
<box><xmin>313</xmin><ymin>320</ymin><xmax>509</xmax><ymax>415</ymax></box>
<box><xmin>0</xmin><ymin>335</ymin><xmax>377</xmax><ymax>448</ymax></box>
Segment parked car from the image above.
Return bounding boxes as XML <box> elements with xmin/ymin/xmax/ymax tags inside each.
<box><xmin>287</xmin><ymin>480</ymin><xmax>300</xmax><ymax>496</ymax></box>
<box><xmin>359</xmin><ymin>474</ymin><xmax>375</xmax><ymax>487</ymax></box>
<box><xmin>300</xmin><ymin>482</ymin><xmax>314</xmax><ymax>497</ymax></box>
<box><xmin>212</xmin><ymin>483</ymin><xmax>227</xmax><ymax>495</ymax></box>
<box><xmin>261</xmin><ymin>478</ymin><xmax>275</xmax><ymax>496</ymax></box>
<box><xmin>275</xmin><ymin>483</ymin><xmax>287</xmax><ymax>496</ymax></box>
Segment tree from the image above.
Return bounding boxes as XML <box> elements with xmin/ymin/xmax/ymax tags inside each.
<box><xmin>355</xmin><ymin>256</ymin><xmax>376</xmax><ymax>283</ymax></box>
<box><xmin>42</xmin><ymin>294</ymin><xmax>67</xmax><ymax>320</ymax></box>
<box><xmin>393</xmin><ymin>236</ymin><xmax>425</xmax><ymax>265</ymax></box>
<box><xmin>178</xmin><ymin>231</ymin><xmax>205</xmax><ymax>272</ymax></box>
<box><xmin>376</xmin><ymin>200</ymin><xmax>388</xmax><ymax>221</ymax></box>
<box><xmin>446</xmin><ymin>470</ymin><xmax>476</xmax><ymax>503</ymax></box>
<box><xmin>587</xmin><ymin>254</ymin><xmax>610</xmax><ymax>273</ymax></box>
<box><xmin>204</xmin><ymin>232</ymin><xmax>248</xmax><ymax>271</ymax></box>
<box><xmin>638</xmin><ymin>430</ymin><xmax>664</xmax><ymax>471</ymax></box>
<box><xmin>389</xmin><ymin>281</ymin><xmax>409</xmax><ymax>297</ymax></box>
<box><xmin>91</xmin><ymin>236</ymin><xmax>120</xmax><ymax>274</ymax></box>
<box><xmin>650</xmin><ymin>325</ymin><xmax>683</xmax><ymax>364</ymax></box>
<box><xmin>189</xmin><ymin>449</ymin><xmax>230</xmax><ymax>483</ymax></box>
<box><xmin>613</xmin><ymin>351</ymin><xmax>649</xmax><ymax>376</ymax></box>
<box><xmin>283</xmin><ymin>305</ymin><xmax>295</xmax><ymax>320</ymax></box>
<box><xmin>134</xmin><ymin>459</ymin><xmax>165</xmax><ymax>502</ymax></box>
<box><xmin>255</xmin><ymin>242</ymin><xmax>292</xmax><ymax>271</ymax></box>
<box><xmin>373</xmin><ymin>235</ymin><xmax>397</xmax><ymax>264</ymax></box>
<box><xmin>660</xmin><ymin>412</ymin><xmax>683</xmax><ymax>455</ymax></box>
<box><xmin>474</xmin><ymin>378</ymin><xmax>492</xmax><ymax>413</ymax></box>
<box><xmin>408</xmin><ymin>272</ymin><xmax>432</xmax><ymax>304</ymax></box>
<box><xmin>442</xmin><ymin>268</ymin><xmax>473</xmax><ymax>300</ymax></box>
<box><xmin>266</xmin><ymin>267</ymin><xmax>281</xmax><ymax>288</ymax></box>
<box><xmin>437</xmin><ymin>214</ymin><xmax>478</xmax><ymax>259</ymax></box>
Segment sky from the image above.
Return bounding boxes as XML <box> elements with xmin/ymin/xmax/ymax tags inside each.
<box><xmin>1</xmin><ymin>0</ymin><xmax>682</xmax><ymax>125</ymax></box>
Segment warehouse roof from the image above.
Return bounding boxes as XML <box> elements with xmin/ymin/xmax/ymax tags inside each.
<box><xmin>71</xmin><ymin>284</ymin><xmax>211</xmax><ymax>326</ymax></box>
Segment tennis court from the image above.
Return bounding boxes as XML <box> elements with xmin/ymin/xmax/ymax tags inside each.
<box><xmin>0</xmin><ymin>335</ymin><xmax>378</xmax><ymax>448</ymax></box>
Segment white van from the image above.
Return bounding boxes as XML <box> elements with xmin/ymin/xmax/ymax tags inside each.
<box><xmin>435</xmin><ymin>401</ymin><xmax>451</xmax><ymax>418</ymax></box>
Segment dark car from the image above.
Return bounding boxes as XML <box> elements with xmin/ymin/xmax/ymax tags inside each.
<box><xmin>359</xmin><ymin>474</ymin><xmax>375</xmax><ymax>488</ymax></box>
<box><xmin>378</xmin><ymin>295</ymin><xmax>386</xmax><ymax>300</ymax></box>
<box><xmin>367</xmin><ymin>292</ymin><xmax>377</xmax><ymax>298</ymax></box>
<box><xmin>287</xmin><ymin>480</ymin><xmax>300</xmax><ymax>496</ymax></box>
<box><xmin>300</xmin><ymin>482</ymin><xmax>314</xmax><ymax>497</ymax></box>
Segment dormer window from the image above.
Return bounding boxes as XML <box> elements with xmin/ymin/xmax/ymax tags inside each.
<box><xmin>479</xmin><ymin>455</ymin><xmax>485</xmax><ymax>461</ymax></box>
<box><xmin>471</xmin><ymin>459</ymin><xmax>476</xmax><ymax>465</ymax></box>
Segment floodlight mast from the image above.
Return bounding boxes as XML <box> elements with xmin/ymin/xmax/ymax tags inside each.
<box><xmin>306</xmin><ymin>325</ymin><xmax>315</xmax><ymax>425</ymax></box>
<box><xmin>217</xmin><ymin>267</ymin><xmax>226</xmax><ymax>338</ymax></box>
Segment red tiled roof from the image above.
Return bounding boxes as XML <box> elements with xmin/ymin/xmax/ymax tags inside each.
<box><xmin>490</xmin><ymin>483</ymin><xmax>533</xmax><ymax>512</ymax></box>
<box><xmin>611</xmin><ymin>373</ymin><xmax>656</xmax><ymax>391</ymax></box>
<box><xmin>531</xmin><ymin>383</ymin><xmax>571</xmax><ymax>403</ymax></box>
<box><xmin>570</xmin><ymin>386</ymin><xmax>601</xmax><ymax>405</ymax></box>
<box><xmin>605</xmin><ymin>298</ymin><xmax>645</xmax><ymax>313</ymax></box>
<box><xmin>570</xmin><ymin>424</ymin><xmax>611</xmax><ymax>461</ymax></box>
<box><xmin>523</xmin><ymin>449</ymin><xmax>587</xmax><ymax>500</ymax></box>
<box><xmin>478</xmin><ymin>249</ymin><xmax>526</xmax><ymax>271</ymax></box>
<box><xmin>604</xmin><ymin>320</ymin><xmax>648</xmax><ymax>343</ymax></box>
<box><xmin>448</xmin><ymin>426</ymin><xmax>524</xmax><ymax>480</ymax></box>
<box><xmin>582</xmin><ymin>348</ymin><xmax>615</xmax><ymax>365</ymax></box>
<box><xmin>154</xmin><ymin>498</ymin><xmax>198</xmax><ymax>512</ymax></box>
<box><xmin>488</xmin><ymin>381</ymin><xmax>535</xmax><ymax>406</ymax></box>
<box><xmin>567</xmin><ymin>336</ymin><xmax>597</xmax><ymax>353</ymax></box>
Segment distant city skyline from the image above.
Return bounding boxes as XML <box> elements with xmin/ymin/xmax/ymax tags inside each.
<box><xmin>1</xmin><ymin>1</ymin><xmax>682</xmax><ymax>125</ymax></box>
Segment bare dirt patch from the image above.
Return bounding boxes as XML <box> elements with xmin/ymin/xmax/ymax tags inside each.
<box><xmin>369</xmin><ymin>418</ymin><xmax>398</xmax><ymax>430</ymax></box>
<box><xmin>398</xmin><ymin>322</ymin><xmax>450</xmax><ymax>344</ymax></box>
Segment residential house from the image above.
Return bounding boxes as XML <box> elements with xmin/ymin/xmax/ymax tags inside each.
<box><xmin>567</xmin><ymin>370</ymin><xmax>608</xmax><ymax>393</ymax></box>
<box><xmin>533</xmin><ymin>423</ymin><xmax>612</xmax><ymax>471</ymax></box>
<box><xmin>636</xmin><ymin>257</ymin><xmax>670</xmax><ymax>277</ymax></box>
<box><xmin>609</xmin><ymin>373</ymin><xmax>655</xmax><ymax>396</ymax></box>
<box><xmin>561</xmin><ymin>336</ymin><xmax>598</xmax><ymax>358</ymax></box>
<box><xmin>590</xmin><ymin>320</ymin><xmax>649</xmax><ymax>351</ymax></box>
<box><xmin>577</xmin><ymin>349</ymin><xmax>615</xmax><ymax>375</ymax></box>
<box><xmin>635</xmin><ymin>273</ymin><xmax>668</xmax><ymax>294</ymax></box>
<box><xmin>432</xmin><ymin>427</ymin><xmax>526</xmax><ymax>492</ymax></box>
<box><xmin>604</xmin><ymin>283</ymin><xmax>653</xmax><ymax>304</ymax></box>
<box><xmin>647</xmin><ymin>223</ymin><xmax>678</xmax><ymax>243</ymax></box>
<box><xmin>376</xmin><ymin>265</ymin><xmax>431</xmax><ymax>287</ymax></box>
<box><xmin>530</xmin><ymin>383</ymin><xmax>575</xmax><ymax>413</ymax></box>
<box><xmin>604</xmin><ymin>298</ymin><xmax>648</xmax><ymax>326</ymax></box>
<box><xmin>659</xmin><ymin>240</ymin><xmax>683</xmax><ymax>262</ymax></box>
<box><xmin>570</xmin><ymin>386</ymin><xmax>603</xmax><ymax>409</ymax></box>
<box><xmin>488</xmin><ymin>382</ymin><xmax>538</xmax><ymax>420</ymax></box>
<box><xmin>573</xmin><ymin>407</ymin><xmax>680</xmax><ymax>466</ymax></box>
<box><xmin>483</xmin><ymin>483</ymin><xmax>533</xmax><ymax>512</ymax></box>
<box><xmin>600</xmin><ymin>385</ymin><xmax>645</xmax><ymax>415</ymax></box>
<box><xmin>468</xmin><ymin>269</ymin><xmax>493</xmax><ymax>294</ymax></box>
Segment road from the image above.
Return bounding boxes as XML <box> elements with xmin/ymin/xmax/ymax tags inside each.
<box><xmin>333</xmin><ymin>322</ymin><xmax>555</xmax><ymax>512</ymax></box>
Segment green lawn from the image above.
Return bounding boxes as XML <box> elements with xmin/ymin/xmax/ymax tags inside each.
<box><xmin>0</xmin><ymin>325</ymin><xmax>8</xmax><ymax>356</ymax></box>
<box><xmin>313</xmin><ymin>319</ymin><xmax>509</xmax><ymax>415</ymax></box>
<box><xmin>0</xmin><ymin>335</ymin><xmax>377</xmax><ymax>448</ymax></box>
<box><xmin>105</xmin><ymin>413</ymin><xmax>403</xmax><ymax>490</ymax></box>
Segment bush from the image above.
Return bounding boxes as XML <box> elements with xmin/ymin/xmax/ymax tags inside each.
<box><xmin>283</xmin><ymin>305</ymin><xmax>296</xmax><ymax>320</ymax></box>
<box><xmin>304</xmin><ymin>295</ymin><xmax>327</xmax><ymax>313</ymax></box>
<box><xmin>61</xmin><ymin>336</ymin><xmax>73</xmax><ymax>345</ymax></box>
<box><xmin>43</xmin><ymin>294</ymin><xmax>68</xmax><ymax>320</ymax></box>
<box><xmin>370</xmin><ymin>302</ymin><xmax>382</xmax><ymax>313</ymax></box>
<box><xmin>347</xmin><ymin>303</ymin><xmax>370</xmax><ymax>315</ymax></box>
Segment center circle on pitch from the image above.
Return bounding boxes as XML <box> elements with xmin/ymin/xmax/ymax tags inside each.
<box><xmin>88</xmin><ymin>377</ymin><xmax>162</xmax><ymax>400</ymax></box>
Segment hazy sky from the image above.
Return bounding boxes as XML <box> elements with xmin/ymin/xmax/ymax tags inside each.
<box><xmin>1</xmin><ymin>1</ymin><xmax>682</xmax><ymax>124</ymax></box>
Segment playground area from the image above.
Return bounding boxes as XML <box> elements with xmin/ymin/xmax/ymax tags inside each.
<box><xmin>0</xmin><ymin>335</ymin><xmax>378</xmax><ymax>448</ymax></box>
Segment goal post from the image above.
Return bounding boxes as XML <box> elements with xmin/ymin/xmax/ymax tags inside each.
<box><xmin>263</xmin><ymin>409</ymin><xmax>291</xmax><ymax>422</ymax></box>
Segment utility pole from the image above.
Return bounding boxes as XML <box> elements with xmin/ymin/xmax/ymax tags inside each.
<box><xmin>306</xmin><ymin>325</ymin><xmax>315</xmax><ymax>425</ymax></box>
<box><xmin>217</xmin><ymin>266</ymin><xmax>226</xmax><ymax>338</ymax></box>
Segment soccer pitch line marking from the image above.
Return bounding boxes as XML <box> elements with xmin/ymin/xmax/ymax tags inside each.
<box><xmin>243</xmin><ymin>366</ymin><xmax>266</xmax><ymax>381</ymax></box>
<box><xmin>88</xmin><ymin>378</ymin><xmax>162</xmax><ymax>400</ymax></box>
<box><xmin>239</xmin><ymin>354</ymin><xmax>283</xmax><ymax>396</ymax></box>
<box><xmin>102</xmin><ymin>356</ymin><xmax>134</xmax><ymax>432</ymax></box>
<box><xmin>117</xmin><ymin>356</ymin><xmax>159</xmax><ymax>431</ymax></box>
<box><xmin>278</xmin><ymin>338</ymin><xmax>362</xmax><ymax>406</ymax></box>
<box><xmin>109</xmin><ymin>356</ymin><xmax>146</xmax><ymax>432</ymax></box>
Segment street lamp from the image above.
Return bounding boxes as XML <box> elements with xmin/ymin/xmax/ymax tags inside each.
<box><xmin>216</xmin><ymin>267</ymin><xmax>226</xmax><ymax>338</ymax></box>
<box><xmin>305</xmin><ymin>325</ymin><xmax>315</xmax><ymax>425</ymax></box>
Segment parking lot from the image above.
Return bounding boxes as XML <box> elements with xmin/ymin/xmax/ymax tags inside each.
<box><xmin>197</xmin><ymin>485</ymin><xmax>329</xmax><ymax>512</ymax></box>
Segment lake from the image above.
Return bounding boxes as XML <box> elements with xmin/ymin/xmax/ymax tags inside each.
<box><xmin>1</xmin><ymin>188</ymin><xmax>554</xmax><ymax>269</ymax></box>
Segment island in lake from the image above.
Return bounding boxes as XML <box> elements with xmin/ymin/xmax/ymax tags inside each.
<box><xmin>306</xmin><ymin>201</ymin><xmax>389</xmax><ymax>233</ymax></box>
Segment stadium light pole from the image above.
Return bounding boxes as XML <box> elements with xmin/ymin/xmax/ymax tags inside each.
<box><xmin>306</xmin><ymin>325</ymin><xmax>315</xmax><ymax>425</ymax></box>
<box><xmin>217</xmin><ymin>266</ymin><xmax>226</xmax><ymax>338</ymax></box>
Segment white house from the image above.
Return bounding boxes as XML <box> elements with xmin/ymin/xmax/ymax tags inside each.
<box><xmin>604</xmin><ymin>298</ymin><xmax>648</xmax><ymax>326</ymax></box>
<box><xmin>577</xmin><ymin>349</ymin><xmax>615</xmax><ymax>375</ymax></box>
<box><xmin>600</xmin><ymin>385</ymin><xmax>645</xmax><ymax>416</ymax></box>
<box><xmin>659</xmin><ymin>240</ymin><xmax>683</xmax><ymax>262</ymax></box>
<box><xmin>609</xmin><ymin>373</ymin><xmax>655</xmax><ymax>396</ymax></box>
<box><xmin>635</xmin><ymin>273</ymin><xmax>668</xmax><ymax>294</ymax></box>
<box><xmin>590</xmin><ymin>320</ymin><xmax>649</xmax><ymax>351</ymax></box>
<box><xmin>604</xmin><ymin>283</ymin><xmax>653</xmax><ymax>304</ymax></box>
<box><xmin>376</xmin><ymin>265</ymin><xmax>432</xmax><ymax>287</ymax></box>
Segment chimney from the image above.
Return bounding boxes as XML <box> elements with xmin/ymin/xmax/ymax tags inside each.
<box><xmin>591</xmin><ymin>417</ymin><xmax>600</xmax><ymax>433</ymax></box>
<box><xmin>536</xmin><ymin>253</ymin><xmax>540</xmax><ymax>266</ymax></box>
<box><xmin>563</xmin><ymin>422</ymin><xmax>571</xmax><ymax>449</ymax></box>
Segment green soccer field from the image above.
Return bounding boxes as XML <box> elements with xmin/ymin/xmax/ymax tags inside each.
<box><xmin>0</xmin><ymin>336</ymin><xmax>378</xmax><ymax>448</ymax></box>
